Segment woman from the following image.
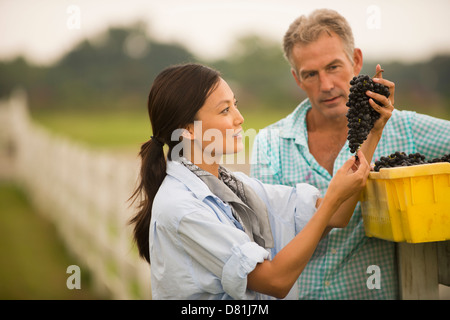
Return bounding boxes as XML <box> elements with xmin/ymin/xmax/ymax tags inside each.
<box><xmin>130</xmin><ymin>63</ymin><xmax>393</xmax><ymax>300</ymax></box>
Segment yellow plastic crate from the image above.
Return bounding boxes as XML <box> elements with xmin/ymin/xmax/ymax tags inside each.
<box><xmin>360</xmin><ymin>162</ymin><xmax>450</xmax><ymax>243</ymax></box>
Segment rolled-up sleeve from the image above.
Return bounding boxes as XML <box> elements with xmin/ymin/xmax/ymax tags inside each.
<box><xmin>177</xmin><ymin>210</ymin><xmax>269</xmax><ymax>299</ymax></box>
<box><xmin>222</xmin><ymin>242</ymin><xmax>269</xmax><ymax>299</ymax></box>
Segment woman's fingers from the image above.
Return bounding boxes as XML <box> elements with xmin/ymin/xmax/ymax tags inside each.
<box><xmin>355</xmin><ymin>150</ymin><xmax>369</xmax><ymax>172</ymax></box>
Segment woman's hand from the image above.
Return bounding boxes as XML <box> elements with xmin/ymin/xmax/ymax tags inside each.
<box><xmin>365</xmin><ymin>64</ymin><xmax>395</xmax><ymax>133</ymax></box>
<box><xmin>326</xmin><ymin>150</ymin><xmax>370</xmax><ymax>206</ymax></box>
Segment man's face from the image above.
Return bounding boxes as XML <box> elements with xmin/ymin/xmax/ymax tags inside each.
<box><xmin>291</xmin><ymin>31</ymin><xmax>362</xmax><ymax>121</ymax></box>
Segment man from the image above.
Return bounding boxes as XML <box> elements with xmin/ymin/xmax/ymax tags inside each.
<box><xmin>251</xmin><ymin>8</ymin><xmax>450</xmax><ymax>299</ymax></box>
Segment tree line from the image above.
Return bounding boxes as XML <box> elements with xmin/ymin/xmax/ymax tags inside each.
<box><xmin>1</xmin><ymin>23</ymin><xmax>449</xmax><ymax>116</ymax></box>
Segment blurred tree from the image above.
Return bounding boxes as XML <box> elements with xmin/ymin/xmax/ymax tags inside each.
<box><xmin>212</xmin><ymin>35</ymin><xmax>305</xmax><ymax>110</ymax></box>
<box><xmin>0</xmin><ymin>23</ymin><xmax>449</xmax><ymax>116</ymax></box>
<box><xmin>4</xmin><ymin>23</ymin><xmax>197</xmax><ymax>111</ymax></box>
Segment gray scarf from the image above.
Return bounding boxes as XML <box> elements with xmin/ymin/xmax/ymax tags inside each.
<box><xmin>180</xmin><ymin>158</ymin><xmax>274</xmax><ymax>249</ymax></box>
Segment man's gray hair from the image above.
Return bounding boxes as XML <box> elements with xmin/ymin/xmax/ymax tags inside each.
<box><xmin>283</xmin><ymin>9</ymin><xmax>355</xmax><ymax>70</ymax></box>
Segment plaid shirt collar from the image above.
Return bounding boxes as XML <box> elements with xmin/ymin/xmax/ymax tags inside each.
<box><xmin>277</xmin><ymin>98</ymin><xmax>311</xmax><ymax>147</ymax></box>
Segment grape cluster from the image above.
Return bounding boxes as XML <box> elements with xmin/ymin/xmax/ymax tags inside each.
<box><xmin>346</xmin><ymin>74</ymin><xmax>391</xmax><ymax>154</ymax></box>
<box><xmin>428</xmin><ymin>153</ymin><xmax>450</xmax><ymax>163</ymax></box>
<box><xmin>374</xmin><ymin>152</ymin><xmax>450</xmax><ymax>171</ymax></box>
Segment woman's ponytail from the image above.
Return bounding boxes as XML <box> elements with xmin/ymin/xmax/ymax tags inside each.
<box><xmin>129</xmin><ymin>137</ymin><xmax>166</xmax><ymax>263</ymax></box>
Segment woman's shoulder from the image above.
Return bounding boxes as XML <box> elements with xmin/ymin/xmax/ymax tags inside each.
<box><xmin>152</xmin><ymin>174</ymin><xmax>212</xmax><ymax>226</ymax></box>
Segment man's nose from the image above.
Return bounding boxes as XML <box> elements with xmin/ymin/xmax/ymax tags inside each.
<box><xmin>319</xmin><ymin>72</ymin><xmax>334</xmax><ymax>92</ymax></box>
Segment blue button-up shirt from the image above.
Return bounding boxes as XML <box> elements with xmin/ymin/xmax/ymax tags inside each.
<box><xmin>149</xmin><ymin>160</ymin><xmax>320</xmax><ymax>300</ymax></box>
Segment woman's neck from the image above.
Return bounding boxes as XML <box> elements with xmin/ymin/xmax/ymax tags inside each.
<box><xmin>194</xmin><ymin>161</ymin><xmax>220</xmax><ymax>178</ymax></box>
<box><xmin>187</xmin><ymin>147</ymin><xmax>220</xmax><ymax>178</ymax></box>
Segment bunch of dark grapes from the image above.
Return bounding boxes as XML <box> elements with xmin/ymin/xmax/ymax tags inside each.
<box><xmin>374</xmin><ymin>152</ymin><xmax>425</xmax><ymax>171</ymax></box>
<box><xmin>427</xmin><ymin>153</ymin><xmax>450</xmax><ymax>164</ymax></box>
<box><xmin>374</xmin><ymin>152</ymin><xmax>450</xmax><ymax>171</ymax></box>
<box><xmin>346</xmin><ymin>74</ymin><xmax>391</xmax><ymax>154</ymax></box>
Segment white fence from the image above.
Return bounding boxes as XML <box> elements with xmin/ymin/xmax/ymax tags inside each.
<box><xmin>0</xmin><ymin>89</ymin><xmax>152</xmax><ymax>299</ymax></box>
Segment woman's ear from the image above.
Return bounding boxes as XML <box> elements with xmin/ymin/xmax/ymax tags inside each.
<box><xmin>181</xmin><ymin>124</ymin><xmax>195</xmax><ymax>140</ymax></box>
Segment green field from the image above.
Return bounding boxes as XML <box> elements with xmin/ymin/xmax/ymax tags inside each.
<box><xmin>31</xmin><ymin>107</ymin><xmax>449</xmax><ymax>152</ymax></box>
<box><xmin>0</xmin><ymin>182</ymin><xmax>103</xmax><ymax>299</ymax></box>
<box><xmin>30</xmin><ymin>108</ymin><xmax>292</xmax><ymax>151</ymax></box>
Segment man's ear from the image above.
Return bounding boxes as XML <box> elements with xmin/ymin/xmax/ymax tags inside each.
<box><xmin>352</xmin><ymin>48</ymin><xmax>363</xmax><ymax>76</ymax></box>
<box><xmin>291</xmin><ymin>68</ymin><xmax>304</xmax><ymax>91</ymax></box>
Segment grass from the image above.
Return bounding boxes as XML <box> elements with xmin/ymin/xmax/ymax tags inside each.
<box><xmin>31</xmin><ymin>110</ymin><xmax>151</xmax><ymax>152</ymax></box>
<box><xmin>30</xmin><ymin>106</ymin><xmax>450</xmax><ymax>153</ymax></box>
<box><xmin>0</xmin><ymin>182</ymin><xmax>103</xmax><ymax>299</ymax></box>
<box><xmin>30</xmin><ymin>108</ymin><xmax>292</xmax><ymax>151</ymax></box>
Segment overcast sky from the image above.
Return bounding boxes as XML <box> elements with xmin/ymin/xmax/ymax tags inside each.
<box><xmin>1</xmin><ymin>0</ymin><xmax>450</xmax><ymax>66</ymax></box>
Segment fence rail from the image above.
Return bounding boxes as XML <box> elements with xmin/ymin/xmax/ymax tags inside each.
<box><xmin>0</xmin><ymin>89</ymin><xmax>151</xmax><ymax>299</ymax></box>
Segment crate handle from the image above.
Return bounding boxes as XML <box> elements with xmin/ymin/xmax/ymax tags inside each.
<box><xmin>409</xmin><ymin>177</ymin><xmax>414</xmax><ymax>206</ymax></box>
<box><xmin>432</xmin><ymin>174</ymin><xmax>437</xmax><ymax>203</ymax></box>
<box><xmin>392</xmin><ymin>180</ymin><xmax>405</xmax><ymax>212</ymax></box>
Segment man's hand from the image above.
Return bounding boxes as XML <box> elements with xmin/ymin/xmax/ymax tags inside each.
<box><xmin>366</xmin><ymin>64</ymin><xmax>395</xmax><ymax>132</ymax></box>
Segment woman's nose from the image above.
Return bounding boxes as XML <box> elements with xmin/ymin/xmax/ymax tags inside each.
<box><xmin>234</xmin><ymin>108</ymin><xmax>244</xmax><ymax>126</ymax></box>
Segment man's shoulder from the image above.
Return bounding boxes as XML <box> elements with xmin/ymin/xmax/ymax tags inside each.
<box><xmin>257</xmin><ymin>99</ymin><xmax>310</xmax><ymax>136</ymax></box>
<box><xmin>390</xmin><ymin>108</ymin><xmax>416</xmax><ymax>120</ymax></box>
<box><xmin>384</xmin><ymin>109</ymin><xmax>417</xmax><ymax>130</ymax></box>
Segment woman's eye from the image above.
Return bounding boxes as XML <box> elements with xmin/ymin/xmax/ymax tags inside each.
<box><xmin>221</xmin><ymin>107</ymin><xmax>230</xmax><ymax>114</ymax></box>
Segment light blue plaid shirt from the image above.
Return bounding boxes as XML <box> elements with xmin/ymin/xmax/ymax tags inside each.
<box><xmin>251</xmin><ymin>98</ymin><xmax>450</xmax><ymax>299</ymax></box>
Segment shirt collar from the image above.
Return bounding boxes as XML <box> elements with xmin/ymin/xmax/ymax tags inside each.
<box><xmin>166</xmin><ymin>159</ymin><xmax>216</xmax><ymax>201</ymax></box>
<box><xmin>277</xmin><ymin>98</ymin><xmax>311</xmax><ymax>147</ymax></box>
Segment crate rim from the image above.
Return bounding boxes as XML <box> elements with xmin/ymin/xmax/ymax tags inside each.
<box><xmin>369</xmin><ymin>162</ymin><xmax>450</xmax><ymax>179</ymax></box>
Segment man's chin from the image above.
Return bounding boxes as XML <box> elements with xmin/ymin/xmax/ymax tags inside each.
<box><xmin>323</xmin><ymin>104</ymin><xmax>348</xmax><ymax>119</ymax></box>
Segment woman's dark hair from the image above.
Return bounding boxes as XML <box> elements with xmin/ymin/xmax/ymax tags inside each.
<box><xmin>129</xmin><ymin>63</ymin><xmax>221</xmax><ymax>263</ymax></box>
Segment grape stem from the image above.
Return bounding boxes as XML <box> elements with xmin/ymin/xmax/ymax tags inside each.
<box><xmin>372</xmin><ymin>69</ymin><xmax>384</xmax><ymax>79</ymax></box>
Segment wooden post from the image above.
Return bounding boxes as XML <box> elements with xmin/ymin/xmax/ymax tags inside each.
<box><xmin>397</xmin><ymin>242</ymin><xmax>439</xmax><ymax>300</ymax></box>
<box><xmin>437</xmin><ymin>241</ymin><xmax>450</xmax><ymax>286</ymax></box>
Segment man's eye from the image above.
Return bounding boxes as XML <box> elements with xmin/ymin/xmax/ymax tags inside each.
<box><xmin>304</xmin><ymin>72</ymin><xmax>316</xmax><ymax>79</ymax></box>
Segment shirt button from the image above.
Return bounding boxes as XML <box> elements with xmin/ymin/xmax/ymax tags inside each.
<box><xmin>324</xmin><ymin>281</ymin><xmax>331</xmax><ymax>287</ymax></box>
<box><xmin>331</xmin><ymin>248</ymin><xmax>337</xmax><ymax>254</ymax></box>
